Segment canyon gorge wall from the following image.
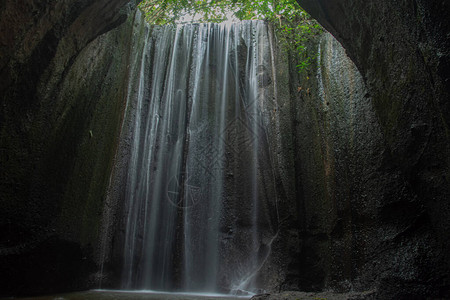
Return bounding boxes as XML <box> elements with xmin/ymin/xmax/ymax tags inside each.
<box><xmin>296</xmin><ymin>0</ymin><xmax>450</xmax><ymax>297</ymax></box>
<box><xmin>0</xmin><ymin>0</ymin><xmax>135</xmax><ymax>295</ymax></box>
<box><xmin>0</xmin><ymin>0</ymin><xmax>448</xmax><ymax>298</ymax></box>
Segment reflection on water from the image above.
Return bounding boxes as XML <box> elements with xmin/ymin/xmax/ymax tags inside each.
<box><xmin>17</xmin><ymin>290</ymin><xmax>251</xmax><ymax>300</ymax></box>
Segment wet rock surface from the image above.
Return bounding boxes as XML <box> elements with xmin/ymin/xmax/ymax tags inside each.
<box><xmin>293</xmin><ymin>0</ymin><xmax>450</xmax><ymax>298</ymax></box>
<box><xmin>278</xmin><ymin>31</ymin><xmax>450</xmax><ymax>298</ymax></box>
<box><xmin>251</xmin><ymin>290</ymin><xmax>377</xmax><ymax>300</ymax></box>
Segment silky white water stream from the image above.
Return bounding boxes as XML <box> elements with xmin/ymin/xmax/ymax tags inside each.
<box><xmin>121</xmin><ymin>17</ymin><xmax>279</xmax><ymax>294</ymax></box>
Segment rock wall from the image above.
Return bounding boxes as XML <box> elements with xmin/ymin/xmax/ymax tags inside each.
<box><xmin>292</xmin><ymin>0</ymin><xmax>450</xmax><ymax>298</ymax></box>
<box><xmin>280</xmin><ymin>32</ymin><xmax>449</xmax><ymax>298</ymax></box>
<box><xmin>96</xmin><ymin>10</ymin><xmax>151</xmax><ymax>289</ymax></box>
<box><xmin>0</xmin><ymin>0</ymin><xmax>136</xmax><ymax>296</ymax></box>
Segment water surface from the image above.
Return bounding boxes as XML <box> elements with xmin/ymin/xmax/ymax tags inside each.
<box><xmin>18</xmin><ymin>290</ymin><xmax>251</xmax><ymax>300</ymax></box>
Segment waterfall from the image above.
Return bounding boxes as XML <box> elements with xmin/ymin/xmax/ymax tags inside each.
<box><xmin>121</xmin><ymin>17</ymin><xmax>279</xmax><ymax>294</ymax></box>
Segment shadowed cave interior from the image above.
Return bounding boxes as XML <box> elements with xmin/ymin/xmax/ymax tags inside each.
<box><xmin>0</xmin><ymin>0</ymin><xmax>449</xmax><ymax>299</ymax></box>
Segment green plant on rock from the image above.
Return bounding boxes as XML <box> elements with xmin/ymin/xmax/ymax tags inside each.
<box><xmin>138</xmin><ymin>0</ymin><xmax>323</xmax><ymax>72</ymax></box>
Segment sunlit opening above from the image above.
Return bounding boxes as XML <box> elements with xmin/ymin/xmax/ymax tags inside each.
<box><xmin>137</xmin><ymin>0</ymin><xmax>323</xmax><ymax>72</ymax></box>
<box><xmin>138</xmin><ymin>0</ymin><xmax>303</xmax><ymax>25</ymax></box>
<box><xmin>176</xmin><ymin>8</ymin><xmax>241</xmax><ymax>24</ymax></box>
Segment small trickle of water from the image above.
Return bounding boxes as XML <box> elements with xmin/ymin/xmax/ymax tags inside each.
<box><xmin>121</xmin><ymin>18</ymin><xmax>279</xmax><ymax>294</ymax></box>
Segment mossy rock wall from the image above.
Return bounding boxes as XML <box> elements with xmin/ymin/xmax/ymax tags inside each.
<box><xmin>291</xmin><ymin>0</ymin><xmax>450</xmax><ymax>297</ymax></box>
<box><xmin>282</xmin><ymin>33</ymin><xmax>449</xmax><ymax>298</ymax></box>
<box><xmin>296</xmin><ymin>0</ymin><xmax>450</xmax><ymax>258</ymax></box>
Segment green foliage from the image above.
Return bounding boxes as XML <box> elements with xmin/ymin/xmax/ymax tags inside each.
<box><xmin>138</xmin><ymin>0</ymin><xmax>322</xmax><ymax>72</ymax></box>
<box><xmin>138</xmin><ymin>0</ymin><xmax>234</xmax><ymax>24</ymax></box>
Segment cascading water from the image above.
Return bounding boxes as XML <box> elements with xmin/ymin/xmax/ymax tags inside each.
<box><xmin>121</xmin><ymin>15</ymin><xmax>279</xmax><ymax>294</ymax></box>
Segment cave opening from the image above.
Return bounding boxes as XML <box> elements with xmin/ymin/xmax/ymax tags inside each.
<box><xmin>0</xmin><ymin>0</ymin><xmax>449</xmax><ymax>299</ymax></box>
